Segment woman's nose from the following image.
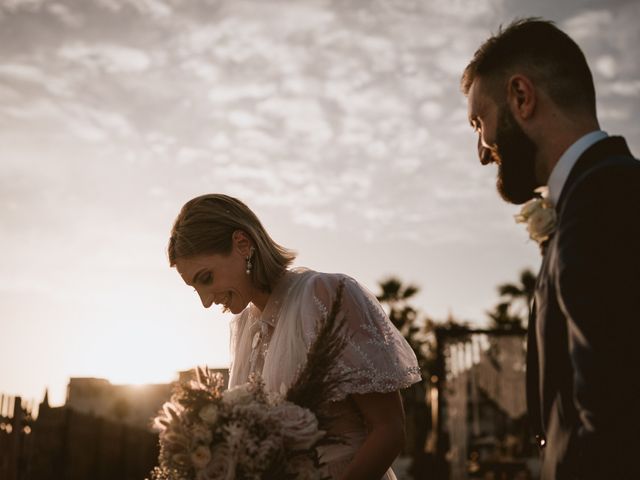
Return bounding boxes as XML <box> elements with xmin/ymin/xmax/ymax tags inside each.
<box><xmin>197</xmin><ymin>291</ymin><xmax>213</xmax><ymax>308</ymax></box>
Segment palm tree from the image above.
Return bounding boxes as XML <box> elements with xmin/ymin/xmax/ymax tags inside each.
<box><xmin>491</xmin><ymin>268</ymin><xmax>537</xmax><ymax>328</ymax></box>
<box><xmin>376</xmin><ymin>277</ymin><xmax>420</xmax><ymax>333</ymax></box>
<box><xmin>487</xmin><ymin>301</ymin><xmax>524</xmax><ymax>329</ymax></box>
<box><xmin>376</xmin><ymin>277</ymin><xmax>435</xmax><ymax>376</ymax></box>
<box><xmin>376</xmin><ymin>277</ymin><xmax>431</xmax><ymax>467</ymax></box>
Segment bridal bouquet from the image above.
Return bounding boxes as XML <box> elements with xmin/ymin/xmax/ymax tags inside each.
<box><xmin>150</xmin><ymin>282</ymin><xmax>349</xmax><ymax>480</ymax></box>
<box><xmin>149</xmin><ymin>370</ymin><xmax>325</xmax><ymax>480</ymax></box>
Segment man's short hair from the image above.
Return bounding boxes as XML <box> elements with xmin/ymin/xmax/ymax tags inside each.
<box><xmin>461</xmin><ymin>18</ymin><xmax>596</xmax><ymax>116</ymax></box>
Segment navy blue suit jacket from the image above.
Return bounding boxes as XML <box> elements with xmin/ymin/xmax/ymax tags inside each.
<box><xmin>527</xmin><ymin>136</ymin><xmax>640</xmax><ymax>480</ymax></box>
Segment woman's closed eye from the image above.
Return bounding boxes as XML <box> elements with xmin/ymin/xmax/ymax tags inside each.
<box><xmin>199</xmin><ymin>272</ymin><xmax>213</xmax><ymax>285</ymax></box>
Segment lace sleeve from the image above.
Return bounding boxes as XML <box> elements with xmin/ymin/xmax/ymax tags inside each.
<box><xmin>307</xmin><ymin>273</ymin><xmax>422</xmax><ymax>401</ymax></box>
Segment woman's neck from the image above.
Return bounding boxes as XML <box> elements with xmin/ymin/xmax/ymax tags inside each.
<box><xmin>251</xmin><ymin>269</ymin><xmax>290</xmax><ymax>312</ymax></box>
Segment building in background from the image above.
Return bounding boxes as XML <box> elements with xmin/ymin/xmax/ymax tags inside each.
<box><xmin>64</xmin><ymin>368</ymin><xmax>229</xmax><ymax>431</ymax></box>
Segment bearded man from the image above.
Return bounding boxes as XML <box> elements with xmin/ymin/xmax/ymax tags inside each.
<box><xmin>462</xmin><ymin>18</ymin><xmax>640</xmax><ymax>480</ymax></box>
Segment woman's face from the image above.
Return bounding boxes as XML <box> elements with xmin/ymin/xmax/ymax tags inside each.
<box><xmin>175</xmin><ymin>248</ymin><xmax>253</xmax><ymax>315</ymax></box>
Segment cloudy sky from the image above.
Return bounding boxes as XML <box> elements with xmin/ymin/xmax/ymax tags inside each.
<box><xmin>1</xmin><ymin>0</ymin><xmax>639</xmax><ymax>406</ymax></box>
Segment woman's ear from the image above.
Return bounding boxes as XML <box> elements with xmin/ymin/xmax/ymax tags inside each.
<box><xmin>506</xmin><ymin>74</ymin><xmax>536</xmax><ymax>121</ymax></box>
<box><xmin>232</xmin><ymin>230</ymin><xmax>252</xmax><ymax>256</ymax></box>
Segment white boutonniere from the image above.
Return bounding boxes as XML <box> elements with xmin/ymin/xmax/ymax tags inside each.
<box><xmin>515</xmin><ymin>186</ymin><xmax>557</xmax><ymax>245</ymax></box>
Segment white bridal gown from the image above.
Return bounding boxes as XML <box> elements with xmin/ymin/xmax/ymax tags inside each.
<box><xmin>228</xmin><ymin>268</ymin><xmax>422</xmax><ymax>480</ymax></box>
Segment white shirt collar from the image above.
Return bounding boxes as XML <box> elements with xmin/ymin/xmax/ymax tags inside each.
<box><xmin>547</xmin><ymin>130</ymin><xmax>608</xmax><ymax>205</ymax></box>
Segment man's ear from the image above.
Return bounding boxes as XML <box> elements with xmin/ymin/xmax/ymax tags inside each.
<box><xmin>232</xmin><ymin>230</ymin><xmax>252</xmax><ymax>256</ymax></box>
<box><xmin>506</xmin><ymin>74</ymin><xmax>536</xmax><ymax>121</ymax></box>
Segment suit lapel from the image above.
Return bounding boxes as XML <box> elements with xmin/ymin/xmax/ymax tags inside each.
<box><xmin>526</xmin><ymin>297</ymin><xmax>544</xmax><ymax>438</ymax></box>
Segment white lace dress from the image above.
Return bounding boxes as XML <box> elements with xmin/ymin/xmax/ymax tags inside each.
<box><xmin>228</xmin><ymin>268</ymin><xmax>422</xmax><ymax>480</ymax></box>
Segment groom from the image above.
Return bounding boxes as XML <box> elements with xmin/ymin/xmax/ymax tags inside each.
<box><xmin>461</xmin><ymin>19</ymin><xmax>640</xmax><ymax>479</ymax></box>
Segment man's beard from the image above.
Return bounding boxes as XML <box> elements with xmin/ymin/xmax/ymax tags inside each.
<box><xmin>494</xmin><ymin>106</ymin><xmax>539</xmax><ymax>204</ymax></box>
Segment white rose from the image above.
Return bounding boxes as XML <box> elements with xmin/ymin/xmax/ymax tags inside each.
<box><xmin>519</xmin><ymin>198</ymin><xmax>541</xmax><ymax>221</ymax></box>
<box><xmin>221</xmin><ymin>385</ymin><xmax>254</xmax><ymax>405</ymax></box>
<box><xmin>515</xmin><ymin>194</ymin><xmax>556</xmax><ymax>245</ymax></box>
<box><xmin>191</xmin><ymin>445</ymin><xmax>212</xmax><ymax>470</ymax></box>
<box><xmin>527</xmin><ymin>205</ymin><xmax>556</xmax><ymax>243</ymax></box>
<box><xmin>269</xmin><ymin>403</ymin><xmax>325</xmax><ymax>450</ymax></box>
<box><xmin>198</xmin><ymin>404</ymin><xmax>219</xmax><ymax>426</ymax></box>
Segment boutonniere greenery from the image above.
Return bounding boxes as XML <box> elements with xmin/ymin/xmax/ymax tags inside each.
<box><xmin>515</xmin><ymin>186</ymin><xmax>557</xmax><ymax>246</ymax></box>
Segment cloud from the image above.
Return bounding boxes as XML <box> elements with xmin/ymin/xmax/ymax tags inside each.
<box><xmin>0</xmin><ymin>63</ymin><xmax>48</xmax><ymax>83</ymax></box>
<box><xmin>292</xmin><ymin>210</ymin><xmax>337</xmax><ymax>229</ymax></box>
<box><xmin>0</xmin><ymin>0</ymin><xmax>46</xmax><ymax>12</ymax></box>
<box><xmin>0</xmin><ymin>84</ymin><xmax>20</xmax><ymax>102</ymax></box>
<box><xmin>1</xmin><ymin>1</ymin><xmax>636</xmax><ymax>267</ymax></box>
<box><xmin>594</xmin><ymin>55</ymin><xmax>618</xmax><ymax>80</ymax></box>
<box><xmin>563</xmin><ymin>9</ymin><xmax>614</xmax><ymax>41</ymax></box>
<box><xmin>208</xmin><ymin>83</ymin><xmax>276</xmax><ymax>103</ymax></box>
<box><xmin>58</xmin><ymin>42</ymin><xmax>152</xmax><ymax>73</ymax></box>
<box><xmin>606</xmin><ymin>81</ymin><xmax>640</xmax><ymax>97</ymax></box>
<box><xmin>95</xmin><ymin>0</ymin><xmax>172</xmax><ymax>18</ymax></box>
<box><xmin>47</xmin><ymin>2</ymin><xmax>84</xmax><ymax>27</ymax></box>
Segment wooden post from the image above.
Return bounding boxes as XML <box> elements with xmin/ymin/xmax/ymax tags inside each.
<box><xmin>7</xmin><ymin>396</ymin><xmax>23</xmax><ymax>480</ymax></box>
<box><xmin>433</xmin><ymin>328</ymin><xmax>448</xmax><ymax>480</ymax></box>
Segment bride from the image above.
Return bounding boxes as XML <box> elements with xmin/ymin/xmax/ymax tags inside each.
<box><xmin>168</xmin><ymin>194</ymin><xmax>422</xmax><ymax>480</ymax></box>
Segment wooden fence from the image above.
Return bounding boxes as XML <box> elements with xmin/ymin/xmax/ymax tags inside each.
<box><xmin>0</xmin><ymin>394</ymin><xmax>160</xmax><ymax>480</ymax></box>
<box><xmin>429</xmin><ymin>326</ymin><xmax>537</xmax><ymax>480</ymax></box>
<box><xmin>0</xmin><ymin>394</ymin><xmax>36</xmax><ymax>480</ymax></box>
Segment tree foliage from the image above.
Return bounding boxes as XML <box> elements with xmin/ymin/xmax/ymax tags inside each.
<box><xmin>488</xmin><ymin>268</ymin><xmax>537</xmax><ymax>329</ymax></box>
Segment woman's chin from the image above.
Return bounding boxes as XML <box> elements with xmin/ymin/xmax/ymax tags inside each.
<box><xmin>228</xmin><ymin>304</ymin><xmax>246</xmax><ymax>315</ymax></box>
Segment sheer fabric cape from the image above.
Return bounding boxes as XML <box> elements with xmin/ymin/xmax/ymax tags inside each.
<box><xmin>228</xmin><ymin>268</ymin><xmax>421</xmax><ymax>479</ymax></box>
<box><xmin>228</xmin><ymin>268</ymin><xmax>422</xmax><ymax>397</ymax></box>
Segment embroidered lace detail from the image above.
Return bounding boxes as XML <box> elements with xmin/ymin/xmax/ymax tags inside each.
<box><xmin>313</xmin><ymin>294</ymin><xmax>329</xmax><ymax>320</ymax></box>
<box><xmin>361</xmin><ymin>293</ymin><xmax>395</xmax><ymax>347</ymax></box>
<box><xmin>230</xmin><ymin>269</ymin><xmax>421</xmax><ymax>402</ymax></box>
<box><xmin>330</xmin><ymin>364</ymin><xmax>422</xmax><ymax>402</ymax></box>
<box><xmin>311</xmin><ymin>275</ymin><xmax>422</xmax><ymax>401</ymax></box>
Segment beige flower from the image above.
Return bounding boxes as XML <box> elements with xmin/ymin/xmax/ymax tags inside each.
<box><xmin>269</xmin><ymin>403</ymin><xmax>325</xmax><ymax>450</ymax></box>
<box><xmin>171</xmin><ymin>453</ymin><xmax>190</xmax><ymax>468</ymax></box>
<box><xmin>221</xmin><ymin>385</ymin><xmax>253</xmax><ymax>405</ymax></box>
<box><xmin>163</xmin><ymin>431</ymin><xmax>189</xmax><ymax>447</ymax></box>
<box><xmin>199</xmin><ymin>444</ymin><xmax>235</xmax><ymax>480</ymax></box>
<box><xmin>191</xmin><ymin>445</ymin><xmax>212</xmax><ymax>470</ymax></box>
<box><xmin>515</xmin><ymin>187</ymin><xmax>556</xmax><ymax>244</ymax></box>
<box><xmin>198</xmin><ymin>404</ymin><xmax>219</xmax><ymax>426</ymax></box>
<box><xmin>224</xmin><ymin>422</ymin><xmax>246</xmax><ymax>448</ymax></box>
<box><xmin>192</xmin><ymin>424</ymin><xmax>213</xmax><ymax>445</ymax></box>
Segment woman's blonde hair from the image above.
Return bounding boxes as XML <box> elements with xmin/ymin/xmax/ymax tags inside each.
<box><xmin>168</xmin><ymin>194</ymin><xmax>296</xmax><ymax>292</ymax></box>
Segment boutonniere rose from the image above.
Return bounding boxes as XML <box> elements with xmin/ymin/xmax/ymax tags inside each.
<box><xmin>515</xmin><ymin>186</ymin><xmax>556</xmax><ymax>245</ymax></box>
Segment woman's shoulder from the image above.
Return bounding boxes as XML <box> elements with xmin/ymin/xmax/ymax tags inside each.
<box><xmin>289</xmin><ymin>268</ymin><xmax>359</xmax><ymax>296</ymax></box>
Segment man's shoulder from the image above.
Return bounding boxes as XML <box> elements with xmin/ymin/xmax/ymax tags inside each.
<box><xmin>589</xmin><ymin>150</ymin><xmax>639</xmax><ymax>170</ymax></box>
<box><xmin>569</xmin><ymin>147</ymin><xmax>640</xmax><ymax>199</ymax></box>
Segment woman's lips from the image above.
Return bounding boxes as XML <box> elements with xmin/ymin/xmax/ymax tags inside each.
<box><xmin>218</xmin><ymin>292</ymin><xmax>231</xmax><ymax>312</ymax></box>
